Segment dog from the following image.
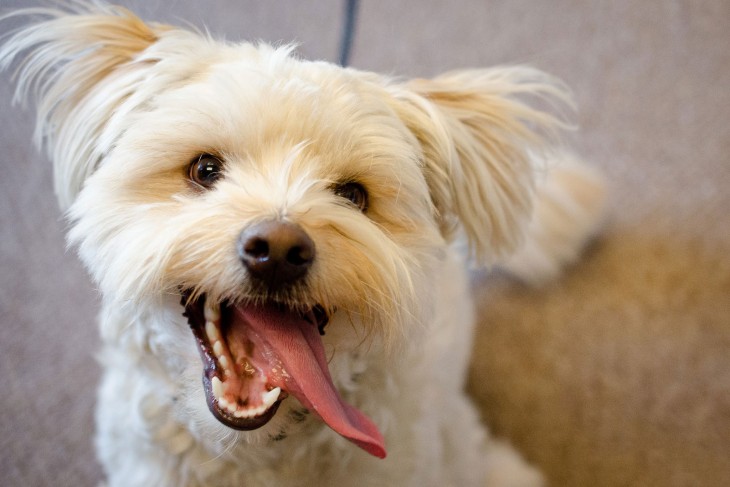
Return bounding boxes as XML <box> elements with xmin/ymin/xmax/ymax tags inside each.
<box><xmin>1</xmin><ymin>3</ymin><xmax>605</xmax><ymax>486</ymax></box>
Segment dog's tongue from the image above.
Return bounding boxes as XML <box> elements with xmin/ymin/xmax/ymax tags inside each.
<box><xmin>233</xmin><ymin>305</ymin><xmax>386</xmax><ymax>459</ymax></box>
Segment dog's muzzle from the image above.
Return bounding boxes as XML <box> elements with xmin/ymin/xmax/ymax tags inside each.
<box><xmin>181</xmin><ymin>219</ymin><xmax>386</xmax><ymax>459</ymax></box>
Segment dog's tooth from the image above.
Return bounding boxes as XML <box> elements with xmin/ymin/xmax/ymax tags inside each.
<box><xmin>235</xmin><ymin>408</ymin><xmax>254</xmax><ymax>418</ymax></box>
<box><xmin>204</xmin><ymin>303</ymin><xmax>220</xmax><ymax>322</ymax></box>
<box><xmin>240</xmin><ymin>405</ymin><xmax>265</xmax><ymax>418</ymax></box>
<box><xmin>213</xmin><ymin>341</ymin><xmax>223</xmax><ymax>358</ymax></box>
<box><xmin>226</xmin><ymin>397</ymin><xmax>277</xmax><ymax>419</ymax></box>
<box><xmin>205</xmin><ymin>321</ymin><xmax>219</xmax><ymax>342</ymax></box>
<box><xmin>261</xmin><ymin>387</ymin><xmax>281</xmax><ymax>409</ymax></box>
<box><xmin>219</xmin><ymin>355</ymin><xmax>229</xmax><ymax>369</ymax></box>
<box><xmin>215</xmin><ymin>387</ymin><xmax>280</xmax><ymax>419</ymax></box>
<box><xmin>211</xmin><ymin>376</ymin><xmax>223</xmax><ymax>399</ymax></box>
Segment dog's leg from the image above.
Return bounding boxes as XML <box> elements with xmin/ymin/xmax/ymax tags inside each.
<box><xmin>415</xmin><ymin>250</ymin><xmax>542</xmax><ymax>486</ymax></box>
<box><xmin>429</xmin><ymin>393</ymin><xmax>543</xmax><ymax>487</ymax></box>
<box><xmin>499</xmin><ymin>153</ymin><xmax>606</xmax><ymax>285</ymax></box>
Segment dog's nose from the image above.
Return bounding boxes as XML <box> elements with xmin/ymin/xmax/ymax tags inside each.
<box><xmin>238</xmin><ymin>220</ymin><xmax>315</xmax><ymax>288</ymax></box>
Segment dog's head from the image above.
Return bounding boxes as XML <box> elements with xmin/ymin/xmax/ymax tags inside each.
<box><xmin>1</xmin><ymin>4</ymin><xmax>568</xmax><ymax>458</ymax></box>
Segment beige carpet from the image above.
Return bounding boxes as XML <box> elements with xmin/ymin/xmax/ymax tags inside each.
<box><xmin>1</xmin><ymin>1</ymin><xmax>728</xmax><ymax>485</ymax></box>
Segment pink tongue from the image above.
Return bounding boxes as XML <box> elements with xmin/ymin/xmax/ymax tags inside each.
<box><xmin>234</xmin><ymin>305</ymin><xmax>386</xmax><ymax>459</ymax></box>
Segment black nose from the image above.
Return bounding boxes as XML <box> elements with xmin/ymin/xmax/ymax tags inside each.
<box><xmin>238</xmin><ymin>220</ymin><xmax>315</xmax><ymax>288</ymax></box>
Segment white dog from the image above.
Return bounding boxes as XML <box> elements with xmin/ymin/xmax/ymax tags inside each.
<box><xmin>1</xmin><ymin>3</ymin><xmax>604</xmax><ymax>486</ymax></box>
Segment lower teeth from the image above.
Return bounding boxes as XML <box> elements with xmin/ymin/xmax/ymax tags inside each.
<box><xmin>212</xmin><ymin>380</ymin><xmax>281</xmax><ymax>418</ymax></box>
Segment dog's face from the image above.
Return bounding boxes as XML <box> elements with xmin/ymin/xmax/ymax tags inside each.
<box><xmin>1</xmin><ymin>5</ymin><xmax>566</xmax><ymax>458</ymax></box>
<box><xmin>72</xmin><ymin>46</ymin><xmax>444</xmax><ymax>457</ymax></box>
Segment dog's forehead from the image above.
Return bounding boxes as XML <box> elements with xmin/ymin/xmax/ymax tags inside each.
<box><xmin>121</xmin><ymin>49</ymin><xmax>418</xmax><ymax>181</ymax></box>
<box><xmin>205</xmin><ymin>48</ymin><xmax>369</xmax><ymax>107</ymax></box>
<box><xmin>174</xmin><ymin>51</ymin><xmax>408</xmax><ymax>158</ymax></box>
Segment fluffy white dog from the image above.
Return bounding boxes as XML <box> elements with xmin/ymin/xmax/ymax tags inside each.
<box><xmin>1</xmin><ymin>3</ymin><xmax>604</xmax><ymax>486</ymax></box>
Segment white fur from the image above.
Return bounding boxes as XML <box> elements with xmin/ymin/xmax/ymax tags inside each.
<box><xmin>1</xmin><ymin>3</ymin><xmax>604</xmax><ymax>486</ymax></box>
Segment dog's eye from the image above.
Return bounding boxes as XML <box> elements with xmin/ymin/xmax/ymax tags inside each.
<box><xmin>188</xmin><ymin>154</ymin><xmax>223</xmax><ymax>188</ymax></box>
<box><xmin>334</xmin><ymin>182</ymin><xmax>368</xmax><ymax>212</ymax></box>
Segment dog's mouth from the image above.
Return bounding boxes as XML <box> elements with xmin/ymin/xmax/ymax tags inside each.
<box><xmin>182</xmin><ymin>294</ymin><xmax>386</xmax><ymax>458</ymax></box>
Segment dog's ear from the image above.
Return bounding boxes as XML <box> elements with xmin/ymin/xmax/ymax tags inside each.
<box><xmin>0</xmin><ymin>5</ymin><xmax>174</xmax><ymax>209</ymax></box>
<box><xmin>388</xmin><ymin>67</ymin><xmax>571</xmax><ymax>263</ymax></box>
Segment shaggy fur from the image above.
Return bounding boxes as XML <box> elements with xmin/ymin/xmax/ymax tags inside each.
<box><xmin>0</xmin><ymin>3</ymin><xmax>604</xmax><ymax>486</ymax></box>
